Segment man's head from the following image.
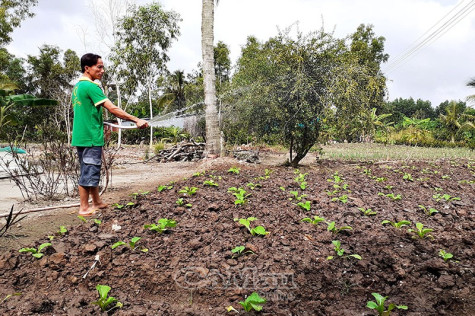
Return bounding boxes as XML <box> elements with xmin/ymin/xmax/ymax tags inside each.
<box><xmin>81</xmin><ymin>53</ymin><xmax>104</xmax><ymax>80</ymax></box>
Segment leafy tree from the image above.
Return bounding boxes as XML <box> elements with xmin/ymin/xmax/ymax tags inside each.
<box><xmin>214</xmin><ymin>40</ymin><xmax>231</xmax><ymax>86</ymax></box>
<box><xmin>0</xmin><ymin>0</ymin><xmax>38</xmax><ymax>45</ymax></box>
<box><xmin>229</xmin><ymin>29</ymin><xmax>340</xmax><ymax>165</ymax></box>
<box><xmin>202</xmin><ymin>0</ymin><xmax>221</xmax><ymax>155</ymax></box>
<box><xmin>111</xmin><ymin>3</ymin><xmax>180</xmax><ymax>148</ymax></box>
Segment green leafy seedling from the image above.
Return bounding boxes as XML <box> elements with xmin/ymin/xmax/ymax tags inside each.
<box><xmin>228</xmin><ymin>167</ymin><xmax>240</xmax><ymax>174</ymax></box>
<box><xmin>111</xmin><ymin>237</ymin><xmax>142</xmax><ymax>250</ymax></box>
<box><xmin>403</xmin><ymin>172</ymin><xmax>413</xmax><ymax>181</ymax></box>
<box><xmin>246</xmin><ymin>182</ymin><xmax>262</xmax><ymax>190</ymax></box>
<box><xmin>297</xmin><ymin>200</ymin><xmax>311</xmax><ymax>211</ymax></box>
<box><xmin>331</xmin><ymin>194</ymin><xmax>348</xmax><ymax>203</ymax></box>
<box><xmin>77</xmin><ymin>215</ymin><xmax>87</xmax><ymax>223</ymax></box>
<box><xmin>192</xmin><ymin>171</ymin><xmax>205</xmax><ymax>177</ymax></box>
<box><xmin>203</xmin><ymin>179</ymin><xmax>219</xmax><ymax>187</ymax></box>
<box><xmin>408</xmin><ymin>222</ymin><xmax>433</xmax><ymax>239</ymax></box>
<box><xmin>91</xmin><ymin>284</ymin><xmax>123</xmax><ymax>312</ymax></box>
<box><xmin>176</xmin><ymin>198</ymin><xmax>191</xmax><ymax>207</ymax></box>
<box><xmin>93</xmin><ymin>219</ymin><xmax>102</xmax><ymax>225</ymax></box>
<box><xmin>228</xmin><ymin>187</ymin><xmax>250</xmax><ymax>205</ymax></box>
<box><xmin>301</xmin><ymin>216</ymin><xmax>326</xmax><ymax>226</ymax></box>
<box><xmin>19</xmin><ymin>243</ymin><xmax>51</xmax><ymax>259</ymax></box>
<box><xmin>58</xmin><ymin>226</ymin><xmax>67</xmax><ymax>235</ymax></box>
<box><xmin>231</xmin><ymin>245</ymin><xmax>254</xmax><ymax>258</ymax></box>
<box><xmin>381</xmin><ymin>220</ymin><xmax>411</xmax><ymax>228</ymax></box>
<box><xmin>144</xmin><ymin>218</ymin><xmax>177</xmax><ymax>233</ymax></box>
<box><xmin>418</xmin><ymin>205</ymin><xmax>438</xmax><ymax>216</ymax></box>
<box><xmin>234</xmin><ymin>217</ymin><xmax>269</xmax><ymax>236</ymax></box>
<box><xmin>327</xmin><ymin>240</ymin><xmax>361</xmax><ymax>260</ymax></box>
<box><xmin>366</xmin><ymin>292</ymin><xmax>407</xmax><ymax>316</ymax></box>
<box><xmin>327</xmin><ymin>221</ymin><xmax>352</xmax><ymax>234</ymax></box>
<box><xmin>439</xmin><ymin>249</ymin><xmax>454</xmax><ymax>262</ymax></box>
<box><xmin>179</xmin><ymin>186</ymin><xmax>198</xmax><ymax>196</ymax></box>
<box><xmin>358</xmin><ymin>207</ymin><xmax>377</xmax><ymax>216</ymax></box>
<box><xmin>289</xmin><ymin>190</ymin><xmax>307</xmax><ymax>201</ymax></box>
<box><xmin>239</xmin><ymin>292</ymin><xmax>266</xmax><ymax>312</ymax></box>
<box><xmin>157</xmin><ymin>184</ymin><xmax>173</xmax><ymax>192</ymax></box>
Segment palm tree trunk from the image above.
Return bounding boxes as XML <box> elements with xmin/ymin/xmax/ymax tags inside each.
<box><xmin>202</xmin><ymin>0</ymin><xmax>221</xmax><ymax>156</ymax></box>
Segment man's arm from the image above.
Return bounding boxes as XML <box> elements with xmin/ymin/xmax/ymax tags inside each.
<box><xmin>102</xmin><ymin>100</ymin><xmax>149</xmax><ymax>129</ymax></box>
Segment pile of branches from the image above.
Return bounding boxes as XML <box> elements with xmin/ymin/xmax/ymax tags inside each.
<box><xmin>155</xmin><ymin>141</ymin><xmax>205</xmax><ymax>162</ymax></box>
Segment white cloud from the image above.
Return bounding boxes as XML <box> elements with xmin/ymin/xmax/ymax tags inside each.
<box><xmin>5</xmin><ymin>0</ymin><xmax>475</xmax><ymax>106</ymax></box>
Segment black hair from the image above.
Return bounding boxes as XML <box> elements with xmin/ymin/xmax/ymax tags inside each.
<box><xmin>80</xmin><ymin>53</ymin><xmax>102</xmax><ymax>73</ymax></box>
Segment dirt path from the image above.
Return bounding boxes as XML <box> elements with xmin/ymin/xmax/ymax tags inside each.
<box><xmin>0</xmin><ymin>147</ymin><xmax>297</xmax><ymax>252</ymax></box>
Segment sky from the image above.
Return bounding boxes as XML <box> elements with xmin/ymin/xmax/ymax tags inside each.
<box><xmin>6</xmin><ymin>0</ymin><xmax>475</xmax><ymax>107</ymax></box>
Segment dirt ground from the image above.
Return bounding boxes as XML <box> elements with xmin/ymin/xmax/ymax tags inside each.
<box><xmin>0</xmin><ymin>146</ymin><xmax>294</xmax><ymax>252</ymax></box>
<box><xmin>0</xmin><ymin>147</ymin><xmax>474</xmax><ymax>315</ymax></box>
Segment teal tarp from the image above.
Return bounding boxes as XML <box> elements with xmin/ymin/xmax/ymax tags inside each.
<box><xmin>0</xmin><ymin>146</ymin><xmax>26</xmax><ymax>154</ymax></box>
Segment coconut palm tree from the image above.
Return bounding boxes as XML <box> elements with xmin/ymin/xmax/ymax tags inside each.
<box><xmin>467</xmin><ymin>77</ymin><xmax>475</xmax><ymax>104</ymax></box>
<box><xmin>201</xmin><ymin>0</ymin><xmax>221</xmax><ymax>156</ymax></box>
<box><xmin>439</xmin><ymin>101</ymin><xmax>474</xmax><ymax>143</ymax></box>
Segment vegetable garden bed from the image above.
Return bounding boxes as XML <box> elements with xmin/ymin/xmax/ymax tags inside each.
<box><xmin>0</xmin><ymin>159</ymin><xmax>474</xmax><ymax>315</ymax></box>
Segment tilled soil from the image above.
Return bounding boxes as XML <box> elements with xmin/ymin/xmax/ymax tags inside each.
<box><xmin>0</xmin><ymin>158</ymin><xmax>474</xmax><ymax>315</ymax></box>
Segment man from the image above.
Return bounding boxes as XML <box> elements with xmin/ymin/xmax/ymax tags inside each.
<box><xmin>71</xmin><ymin>53</ymin><xmax>148</xmax><ymax>216</ymax></box>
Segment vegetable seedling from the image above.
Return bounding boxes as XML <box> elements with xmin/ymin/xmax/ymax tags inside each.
<box><xmin>246</xmin><ymin>182</ymin><xmax>262</xmax><ymax>190</ymax></box>
<box><xmin>19</xmin><ymin>243</ymin><xmax>51</xmax><ymax>259</ymax></box>
<box><xmin>91</xmin><ymin>284</ymin><xmax>123</xmax><ymax>312</ymax></box>
<box><xmin>111</xmin><ymin>236</ymin><xmax>142</xmax><ymax>250</ymax></box>
<box><xmin>331</xmin><ymin>194</ymin><xmax>348</xmax><ymax>204</ymax></box>
<box><xmin>297</xmin><ymin>201</ymin><xmax>311</xmax><ymax>211</ymax></box>
<box><xmin>358</xmin><ymin>207</ymin><xmax>377</xmax><ymax>216</ymax></box>
<box><xmin>234</xmin><ymin>217</ymin><xmax>269</xmax><ymax>236</ymax></box>
<box><xmin>203</xmin><ymin>179</ymin><xmax>219</xmax><ymax>187</ymax></box>
<box><xmin>439</xmin><ymin>249</ymin><xmax>454</xmax><ymax>262</ymax></box>
<box><xmin>228</xmin><ymin>187</ymin><xmax>250</xmax><ymax>205</ymax></box>
<box><xmin>327</xmin><ymin>221</ymin><xmax>352</xmax><ymax>234</ymax></box>
<box><xmin>228</xmin><ymin>167</ymin><xmax>241</xmax><ymax>174</ymax></box>
<box><xmin>157</xmin><ymin>184</ymin><xmax>173</xmax><ymax>192</ymax></box>
<box><xmin>239</xmin><ymin>292</ymin><xmax>266</xmax><ymax>312</ymax></box>
<box><xmin>58</xmin><ymin>226</ymin><xmax>67</xmax><ymax>235</ymax></box>
<box><xmin>289</xmin><ymin>190</ymin><xmax>307</xmax><ymax>201</ymax></box>
<box><xmin>301</xmin><ymin>216</ymin><xmax>326</xmax><ymax>226</ymax></box>
<box><xmin>366</xmin><ymin>292</ymin><xmax>407</xmax><ymax>316</ymax></box>
<box><xmin>408</xmin><ymin>222</ymin><xmax>433</xmax><ymax>239</ymax></box>
<box><xmin>192</xmin><ymin>171</ymin><xmax>205</xmax><ymax>177</ymax></box>
<box><xmin>402</xmin><ymin>172</ymin><xmax>413</xmax><ymax>181</ymax></box>
<box><xmin>381</xmin><ymin>220</ymin><xmax>411</xmax><ymax>229</ymax></box>
<box><xmin>231</xmin><ymin>245</ymin><xmax>254</xmax><ymax>258</ymax></box>
<box><xmin>327</xmin><ymin>240</ymin><xmax>361</xmax><ymax>260</ymax></box>
<box><xmin>144</xmin><ymin>218</ymin><xmax>177</xmax><ymax>233</ymax></box>
<box><xmin>179</xmin><ymin>186</ymin><xmax>198</xmax><ymax>196</ymax></box>
<box><xmin>176</xmin><ymin>198</ymin><xmax>192</xmax><ymax>208</ymax></box>
<box><xmin>418</xmin><ymin>205</ymin><xmax>438</xmax><ymax>216</ymax></box>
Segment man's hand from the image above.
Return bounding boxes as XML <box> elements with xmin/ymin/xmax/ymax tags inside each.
<box><xmin>136</xmin><ymin>118</ymin><xmax>149</xmax><ymax>129</ymax></box>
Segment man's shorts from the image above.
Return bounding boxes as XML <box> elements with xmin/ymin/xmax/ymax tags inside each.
<box><xmin>77</xmin><ymin>146</ymin><xmax>102</xmax><ymax>187</ymax></box>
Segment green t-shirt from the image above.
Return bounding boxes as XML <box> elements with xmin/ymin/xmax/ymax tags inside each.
<box><xmin>71</xmin><ymin>77</ymin><xmax>109</xmax><ymax>147</ymax></box>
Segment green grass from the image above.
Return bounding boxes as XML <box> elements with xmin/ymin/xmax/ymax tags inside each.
<box><xmin>318</xmin><ymin>143</ymin><xmax>475</xmax><ymax>160</ymax></box>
